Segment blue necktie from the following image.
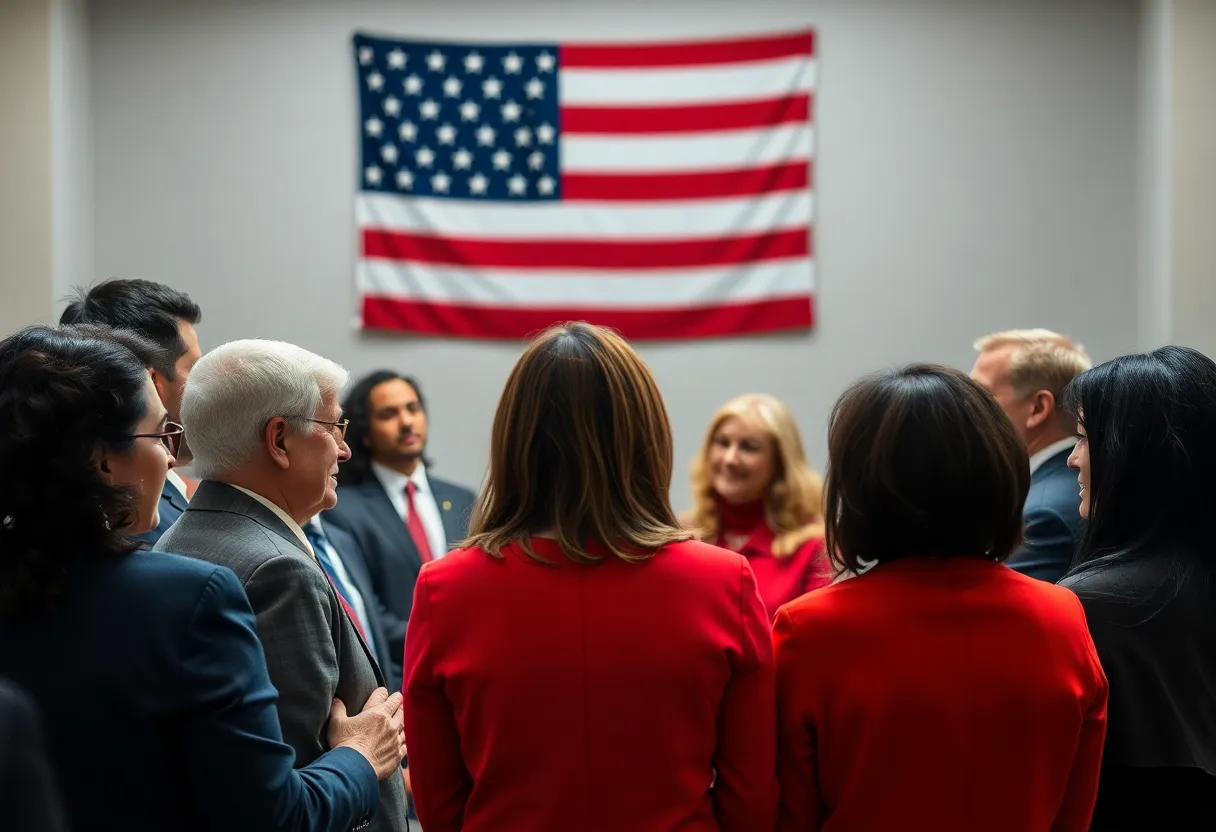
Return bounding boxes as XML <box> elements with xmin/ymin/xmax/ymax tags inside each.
<box><xmin>304</xmin><ymin>524</ymin><xmax>376</xmax><ymax>655</ymax></box>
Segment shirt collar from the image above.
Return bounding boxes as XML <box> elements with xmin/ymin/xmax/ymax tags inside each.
<box><xmin>165</xmin><ymin>469</ymin><xmax>189</xmax><ymax>499</ymax></box>
<box><xmin>371</xmin><ymin>460</ymin><xmax>429</xmax><ymax>494</ymax></box>
<box><xmin>1029</xmin><ymin>437</ymin><xmax>1076</xmax><ymax>474</ymax></box>
<box><xmin>228</xmin><ymin>484</ymin><xmax>315</xmax><ymax>558</ymax></box>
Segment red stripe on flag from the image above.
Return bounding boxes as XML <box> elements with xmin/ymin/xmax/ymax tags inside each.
<box><xmin>362</xmin><ymin>228</ymin><xmax>809</xmax><ymax>269</ymax></box>
<box><xmin>560</xmin><ymin>31</ymin><xmax>814</xmax><ymax>69</ymax></box>
<box><xmin>563</xmin><ymin>161</ymin><xmax>810</xmax><ymax>201</ymax></box>
<box><xmin>361</xmin><ymin>294</ymin><xmax>814</xmax><ymax>340</ymax></box>
<box><xmin>562</xmin><ymin>94</ymin><xmax>809</xmax><ymax>135</ymax></box>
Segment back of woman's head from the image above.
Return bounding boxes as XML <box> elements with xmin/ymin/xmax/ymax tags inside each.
<box><xmin>465</xmin><ymin>322</ymin><xmax>690</xmax><ymax>563</ymax></box>
<box><xmin>0</xmin><ymin>325</ymin><xmax>154</xmax><ymax>618</ymax></box>
<box><xmin>1064</xmin><ymin>346</ymin><xmax>1216</xmax><ymax>564</ymax></box>
<box><xmin>825</xmin><ymin>364</ymin><xmax>1030</xmax><ymax>574</ymax></box>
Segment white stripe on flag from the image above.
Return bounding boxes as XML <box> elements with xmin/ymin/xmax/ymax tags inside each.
<box><xmin>356</xmin><ymin>191</ymin><xmax>813</xmax><ymax>240</ymax></box>
<box><xmin>560</xmin><ymin>56</ymin><xmax>815</xmax><ymax>106</ymax></box>
<box><xmin>561</xmin><ymin>124</ymin><xmax>813</xmax><ymax>173</ymax></box>
<box><xmin>357</xmin><ymin>259</ymin><xmax>814</xmax><ymax>308</ymax></box>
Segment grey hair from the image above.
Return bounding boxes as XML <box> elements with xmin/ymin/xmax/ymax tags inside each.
<box><xmin>182</xmin><ymin>339</ymin><xmax>350</xmax><ymax>479</ymax></box>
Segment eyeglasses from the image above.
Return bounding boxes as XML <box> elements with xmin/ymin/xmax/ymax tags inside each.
<box><xmin>306</xmin><ymin>418</ymin><xmax>350</xmax><ymax>442</ymax></box>
<box><xmin>132</xmin><ymin>422</ymin><xmax>185</xmax><ymax>457</ymax></box>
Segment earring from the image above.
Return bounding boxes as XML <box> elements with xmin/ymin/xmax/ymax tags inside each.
<box><xmin>101</xmin><ymin>508</ymin><xmax>111</xmax><ymax>531</ymax></box>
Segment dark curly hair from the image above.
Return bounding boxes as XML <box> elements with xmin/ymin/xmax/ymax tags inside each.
<box><xmin>0</xmin><ymin>325</ymin><xmax>163</xmax><ymax>619</ymax></box>
<box><xmin>338</xmin><ymin>370</ymin><xmax>430</xmax><ymax>487</ymax></box>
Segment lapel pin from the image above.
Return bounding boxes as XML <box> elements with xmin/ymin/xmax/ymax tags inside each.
<box><xmin>442</xmin><ymin>500</ymin><xmax>452</xmax><ymax>511</ymax></box>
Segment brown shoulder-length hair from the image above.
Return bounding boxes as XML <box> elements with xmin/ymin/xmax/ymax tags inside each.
<box><xmin>462</xmin><ymin>322</ymin><xmax>691</xmax><ymax>564</ymax></box>
<box><xmin>825</xmin><ymin>364</ymin><xmax>1030</xmax><ymax>576</ymax></box>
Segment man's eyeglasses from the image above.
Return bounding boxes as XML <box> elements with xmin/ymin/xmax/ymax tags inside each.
<box><xmin>306</xmin><ymin>418</ymin><xmax>350</xmax><ymax>442</ymax></box>
<box><xmin>132</xmin><ymin>422</ymin><xmax>185</xmax><ymax>457</ymax></box>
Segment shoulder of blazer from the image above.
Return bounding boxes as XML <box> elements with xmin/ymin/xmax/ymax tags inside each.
<box><xmin>428</xmin><ymin>475</ymin><xmax>476</xmax><ymax>505</ymax></box>
<box><xmin>178</xmin><ymin>481</ymin><xmax>310</xmax><ymax>558</ymax></box>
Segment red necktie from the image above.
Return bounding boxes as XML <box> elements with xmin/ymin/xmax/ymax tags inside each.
<box><xmin>405</xmin><ymin>481</ymin><xmax>434</xmax><ymax>563</ymax></box>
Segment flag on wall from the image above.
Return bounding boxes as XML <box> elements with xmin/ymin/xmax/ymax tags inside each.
<box><xmin>352</xmin><ymin>29</ymin><xmax>816</xmax><ymax>340</ymax></box>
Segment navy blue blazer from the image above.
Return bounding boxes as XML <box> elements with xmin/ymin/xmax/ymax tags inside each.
<box><xmin>133</xmin><ymin>478</ymin><xmax>189</xmax><ymax>548</ymax></box>
<box><xmin>1006</xmin><ymin>447</ymin><xmax>1085</xmax><ymax>583</ymax></box>
<box><xmin>0</xmin><ymin>678</ymin><xmax>69</xmax><ymax>832</ymax></box>
<box><xmin>0</xmin><ymin>550</ymin><xmax>379</xmax><ymax>832</ymax></box>
<box><xmin>321</xmin><ymin>518</ymin><xmax>397</xmax><ymax>683</ymax></box>
<box><xmin>325</xmin><ymin>473</ymin><xmax>474</xmax><ymax>681</ymax></box>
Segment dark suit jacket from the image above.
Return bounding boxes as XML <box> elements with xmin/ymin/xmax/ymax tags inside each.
<box><xmin>133</xmin><ymin>477</ymin><xmax>189</xmax><ymax>548</ymax></box>
<box><xmin>0</xmin><ymin>550</ymin><xmax>378</xmax><ymax>832</ymax></box>
<box><xmin>325</xmin><ymin>473</ymin><xmax>475</xmax><ymax>681</ymax></box>
<box><xmin>0</xmin><ymin>679</ymin><xmax>68</xmax><ymax>832</ymax></box>
<box><xmin>322</xmin><ymin>519</ymin><xmax>396</xmax><ymax>682</ymax></box>
<box><xmin>1006</xmin><ymin>448</ymin><xmax>1085</xmax><ymax>583</ymax></box>
<box><xmin>156</xmin><ymin>481</ymin><xmax>409</xmax><ymax>831</ymax></box>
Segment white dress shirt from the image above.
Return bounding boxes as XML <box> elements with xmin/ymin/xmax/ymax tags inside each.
<box><xmin>304</xmin><ymin>515</ymin><xmax>375</xmax><ymax>649</ymax></box>
<box><xmin>1029</xmin><ymin>437</ymin><xmax>1077</xmax><ymax>475</ymax></box>
<box><xmin>165</xmin><ymin>469</ymin><xmax>190</xmax><ymax>500</ymax></box>
<box><xmin>371</xmin><ymin>460</ymin><xmax>449</xmax><ymax>560</ymax></box>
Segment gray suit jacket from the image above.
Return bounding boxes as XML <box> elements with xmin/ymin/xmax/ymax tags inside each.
<box><xmin>156</xmin><ymin>481</ymin><xmax>409</xmax><ymax>832</ymax></box>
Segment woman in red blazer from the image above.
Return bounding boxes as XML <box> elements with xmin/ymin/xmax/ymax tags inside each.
<box><xmin>402</xmin><ymin>322</ymin><xmax>777</xmax><ymax>832</ymax></box>
<box><xmin>685</xmin><ymin>394</ymin><xmax>832</xmax><ymax>617</ymax></box>
<box><xmin>774</xmin><ymin>364</ymin><xmax>1108</xmax><ymax>832</ymax></box>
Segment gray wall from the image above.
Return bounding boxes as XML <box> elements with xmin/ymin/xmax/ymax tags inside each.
<box><xmin>89</xmin><ymin>0</ymin><xmax>1141</xmax><ymax>505</ymax></box>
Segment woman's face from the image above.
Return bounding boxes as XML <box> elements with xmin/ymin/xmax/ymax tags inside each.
<box><xmin>1066</xmin><ymin>422</ymin><xmax>1091</xmax><ymax>519</ymax></box>
<box><xmin>707</xmin><ymin>416</ymin><xmax>776</xmax><ymax>504</ymax></box>
<box><xmin>102</xmin><ymin>374</ymin><xmax>175</xmax><ymax>534</ymax></box>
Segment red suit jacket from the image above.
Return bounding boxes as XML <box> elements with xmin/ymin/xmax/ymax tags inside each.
<box><xmin>403</xmin><ymin>537</ymin><xmax>777</xmax><ymax>831</ymax></box>
<box><xmin>774</xmin><ymin>556</ymin><xmax>1108</xmax><ymax>832</ymax></box>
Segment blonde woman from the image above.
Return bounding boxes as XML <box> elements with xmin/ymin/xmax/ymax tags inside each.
<box><xmin>688</xmin><ymin>394</ymin><xmax>830</xmax><ymax>616</ymax></box>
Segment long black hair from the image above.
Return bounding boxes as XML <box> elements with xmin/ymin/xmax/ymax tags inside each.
<box><xmin>338</xmin><ymin>370</ymin><xmax>430</xmax><ymax>486</ymax></box>
<box><xmin>0</xmin><ymin>325</ymin><xmax>163</xmax><ymax>619</ymax></box>
<box><xmin>1063</xmin><ymin>345</ymin><xmax>1216</xmax><ymax>574</ymax></box>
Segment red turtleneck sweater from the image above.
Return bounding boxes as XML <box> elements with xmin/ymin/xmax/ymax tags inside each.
<box><xmin>714</xmin><ymin>499</ymin><xmax>831</xmax><ymax>618</ymax></box>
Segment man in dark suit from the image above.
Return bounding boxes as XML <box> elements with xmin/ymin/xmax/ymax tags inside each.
<box><xmin>59</xmin><ymin>278</ymin><xmax>202</xmax><ymax>545</ymax></box>
<box><xmin>325</xmin><ymin>371</ymin><xmax>475</xmax><ymax>682</ymax></box>
<box><xmin>156</xmin><ymin>339</ymin><xmax>409</xmax><ymax>832</ymax></box>
<box><xmin>971</xmin><ymin>328</ymin><xmax>1093</xmax><ymax>582</ymax></box>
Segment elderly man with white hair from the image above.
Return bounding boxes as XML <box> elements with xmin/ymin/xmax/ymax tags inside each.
<box><xmin>156</xmin><ymin>339</ymin><xmax>410</xmax><ymax>832</ymax></box>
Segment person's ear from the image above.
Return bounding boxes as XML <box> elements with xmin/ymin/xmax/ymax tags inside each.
<box><xmin>264</xmin><ymin>417</ymin><xmax>291</xmax><ymax>470</ymax></box>
<box><xmin>1025</xmin><ymin>390</ymin><xmax>1055</xmax><ymax>430</ymax></box>
<box><xmin>95</xmin><ymin>451</ymin><xmax>115</xmax><ymax>484</ymax></box>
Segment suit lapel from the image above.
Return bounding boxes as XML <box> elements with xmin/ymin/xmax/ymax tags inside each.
<box><xmin>161</xmin><ymin>480</ymin><xmax>189</xmax><ymax>514</ymax></box>
<box><xmin>359</xmin><ymin>480</ymin><xmax>423</xmax><ymax>571</ymax></box>
<box><xmin>429</xmin><ymin>478</ymin><xmax>463</xmax><ymax>546</ymax></box>
<box><xmin>320</xmin><ymin>519</ymin><xmax>388</xmax><ymax>684</ymax></box>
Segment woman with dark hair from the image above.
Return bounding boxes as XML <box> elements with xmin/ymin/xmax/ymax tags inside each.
<box><xmin>1060</xmin><ymin>346</ymin><xmax>1216</xmax><ymax>829</ymax></box>
<box><xmin>402</xmin><ymin>322</ymin><xmax>777</xmax><ymax>831</ymax></box>
<box><xmin>774</xmin><ymin>365</ymin><xmax>1108</xmax><ymax>832</ymax></box>
<box><xmin>0</xmin><ymin>325</ymin><xmax>406</xmax><ymax>832</ymax></box>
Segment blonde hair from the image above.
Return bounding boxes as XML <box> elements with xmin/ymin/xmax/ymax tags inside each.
<box><xmin>973</xmin><ymin>329</ymin><xmax>1093</xmax><ymax>425</ymax></box>
<box><xmin>688</xmin><ymin>393</ymin><xmax>824</xmax><ymax>557</ymax></box>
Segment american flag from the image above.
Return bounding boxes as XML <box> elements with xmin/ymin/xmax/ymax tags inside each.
<box><xmin>352</xmin><ymin>30</ymin><xmax>815</xmax><ymax>340</ymax></box>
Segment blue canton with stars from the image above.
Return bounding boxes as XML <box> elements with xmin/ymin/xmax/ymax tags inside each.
<box><xmin>353</xmin><ymin>33</ymin><xmax>561</xmax><ymax>202</ymax></box>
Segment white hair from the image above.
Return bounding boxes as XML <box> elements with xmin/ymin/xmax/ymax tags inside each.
<box><xmin>182</xmin><ymin>339</ymin><xmax>349</xmax><ymax>478</ymax></box>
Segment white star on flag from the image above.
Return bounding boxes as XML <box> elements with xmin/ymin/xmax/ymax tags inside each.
<box><xmin>525</xmin><ymin>78</ymin><xmax>545</xmax><ymax>99</ymax></box>
<box><xmin>536</xmin><ymin>51</ymin><xmax>556</xmax><ymax>72</ymax></box>
<box><xmin>536</xmin><ymin>123</ymin><xmax>555</xmax><ymax>144</ymax></box>
<box><xmin>508</xmin><ymin>174</ymin><xmax>527</xmax><ymax>195</ymax></box>
<box><xmin>416</xmin><ymin>146</ymin><xmax>435</xmax><ymax>167</ymax></box>
<box><xmin>460</xmin><ymin>100</ymin><xmax>480</xmax><ymax>121</ymax></box>
<box><xmin>515</xmin><ymin>127</ymin><xmax>532</xmax><ymax>147</ymax></box>
<box><xmin>528</xmin><ymin>151</ymin><xmax>545</xmax><ymax>170</ymax></box>
<box><xmin>476</xmin><ymin>125</ymin><xmax>496</xmax><ymax>146</ymax></box>
<box><xmin>464</xmin><ymin>51</ymin><xmax>484</xmax><ymax>73</ymax></box>
<box><xmin>503</xmin><ymin>52</ymin><xmax>523</xmax><ymax>74</ymax></box>
<box><xmin>358</xmin><ymin>46</ymin><xmax>374</xmax><ymax>65</ymax></box>
<box><xmin>367</xmin><ymin>72</ymin><xmax>385</xmax><ymax>91</ymax></box>
<box><xmin>364</xmin><ymin>117</ymin><xmax>384</xmax><ymax>137</ymax></box>
<box><xmin>380</xmin><ymin>144</ymin><xmax>399</xmax><ymax>163</ymax></box>
<box><xmin>365</xmin><ymin>165</ymin><xmax>382</xmax><ymax>185</ymax></box>
<box><xmin>501</xmin><ymin>100</ymin><xmax>521</xmax><ymax>122</ymax></box>
<box><xmin>431</xmin><ymin>172</ymin><xmax>451</xmax><ymax>193</ymax></box>
<box><xmin>537</xmin><ymin>175</ymin><xmax>556</xmax><ymax>195</ymax></box>
<box><xmin>383</xmin><ymin>96</ymin><xmax>402</xmax><ymax>116</ymax></box>
<box><xmin>437</xmin><ymin>124</ymin><xmax>457</xmax><ymax>145</ymax></box>
<box><xmin>426</xmin><ymin>50</ymin><xmax>446</xmax><ymax>72</ymax></box>
<box><xmin>419</xmin><ymin>99</ymin><xmax>440</xmax><ymax>120</ymax></box>
<box><xmin>492</xmin><ymin>149</ymin><xmax>512</xmax><ymax>170</ymax></box>
<box><xmin>453</xmin><ymin>148</ymin><xmax>473</xmax><ymax>170</ymax></box>
<box><xmin>387</xmin><ymin>49</ymin><xmax>406</xmax><ymax>69</ymax></box>
<box><xmin>443</xmin><ymin>76</ymin><xmax>462</xmax><ymax>98</ymax></box>
<box><xmin>469</xmin><ymin>173</ymin><xmax>488</xmax><ymax>195</ymax></box>
<box><xmin>404</xmin><ymin>74</ymin><xmax>423</xmax><ymax>95</ymax></box>
<box><xmin>482</xmin><ymin>77</ymin><xmax>502</xmax><ymax>99</ymax></box>
<box><xmin>396</xmin><ymin>169</ymin><xmax>414</xmax><ymax>189</ymax></box>
<box><xmin>398</xmin><ymin>121</ymin><xmax>418</xmax><ymax>142</ymax></box>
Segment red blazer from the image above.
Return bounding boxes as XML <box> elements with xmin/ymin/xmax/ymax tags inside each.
<box><xmin>726</xmin><ymin>529</ymin><xmax>831</xmax><ymax>618</ymax></box>
<box><xmin>774</xmin><ymin>556</ymin><xmax>1108</xmax><ymax>832</ymax></box>
<box><xmin>402</xmin><ymin>537</ymin><xmax>777</xmax><ymax>832</ymax></box>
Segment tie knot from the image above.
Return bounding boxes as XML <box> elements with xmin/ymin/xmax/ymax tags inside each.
<box><xmin>405</xmin><ymin>481</ymin><xmax>416</xmax><ymax>497</ymax></box>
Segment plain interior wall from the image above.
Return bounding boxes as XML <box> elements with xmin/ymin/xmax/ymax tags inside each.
<box><xmin>88</xmin><ymin>0</ymin><xmax>1141</xmax><ymax>502</ymax></box>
